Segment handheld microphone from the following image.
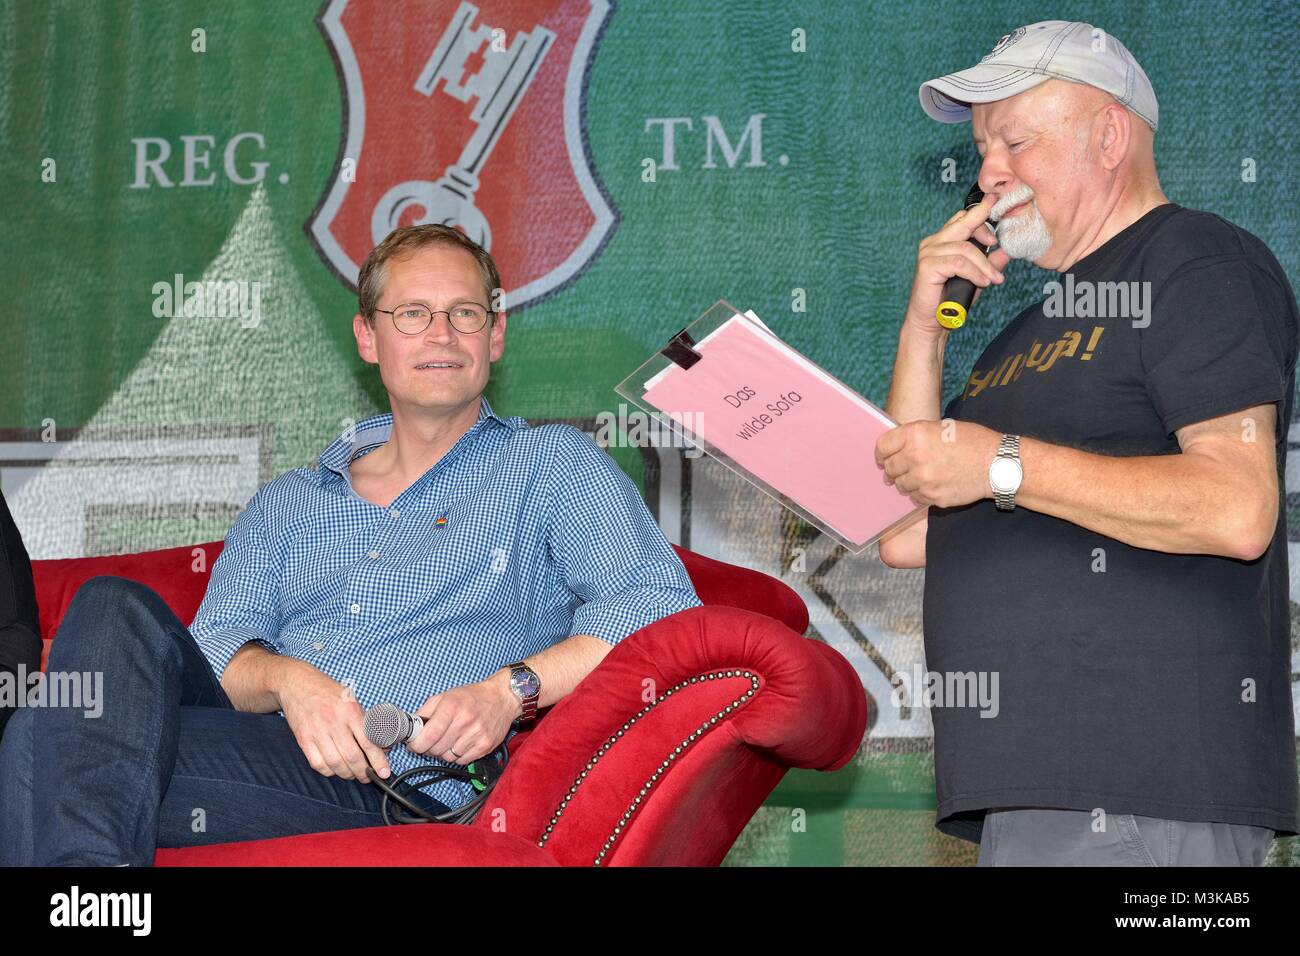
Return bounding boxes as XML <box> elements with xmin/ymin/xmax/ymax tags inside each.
<box><xmin>361</xmin><ymin>701</ymin><xmax>513</xmax><ymax>826</ymax></box>
<box><xmin>364</xmin><ymin>701</ymin><xmax>423</xmax><ymax>748</ymax></box>
<box><xmin>936</xmin><ymin>181</ymin><xmax>998</xmax><ymax>331</ymax></box>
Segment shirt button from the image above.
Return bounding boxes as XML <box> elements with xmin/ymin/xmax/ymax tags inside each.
<box><xmin>368</xmin><ymin>550</ymin><xmax>380</xmax><ymax>559</ymax></box>
<box><xmin>312</xmin><ymin>641</ymin><xmax>324</xmax><ymax>651</ymax></box>
<box><xmin>349</xmin><ymin>603</ymin><xmax>361</xmax><ymax>614</ymax></box>
<box><xmin>389</xmin><ymin>508</ymin><xmax>401</xmax><ymax>518</ymax></box>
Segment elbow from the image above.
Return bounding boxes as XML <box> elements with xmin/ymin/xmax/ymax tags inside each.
<box><xmin>1225</xmin><ymin>496</ymin><xmax>1277</xmax><ymax>562</ymax></box>
<box><xmin>1236</xmin><ymin>534</ymin><xmax>1274</xmax><ymax>563</ymax></box>
<box><xmin>877</xmin><ymin>540</ymin><xmax>922</xmax><ymax>570</ymax></box>
<box><xmin>1232</xmin><ymin>538</ymin><xmax>1269</xmax><ymax>563</ymax></box>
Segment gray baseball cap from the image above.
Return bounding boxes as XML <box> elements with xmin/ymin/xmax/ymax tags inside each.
<box><xmin>919</xmin><ymin>20</ymin><xmax>1158</xmax><ymax>132</ymax></box>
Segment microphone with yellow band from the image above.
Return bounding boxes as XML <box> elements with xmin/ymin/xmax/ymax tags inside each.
<box><xmin>936</xmin><ymin>182</ymin><xmax>999</xmax><ymax>330</ymax></box>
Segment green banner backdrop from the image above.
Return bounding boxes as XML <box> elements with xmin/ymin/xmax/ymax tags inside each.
<box><xmin>3</xmin><ymin>0</ymin><xmax>1297</xmax><ymax>865</ymax></box>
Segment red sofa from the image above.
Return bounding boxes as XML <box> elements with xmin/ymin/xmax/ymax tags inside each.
<box><xmin>29</xmin><ymin>541</ymin><xmax>867</xmax><ymax>866</ymax></box>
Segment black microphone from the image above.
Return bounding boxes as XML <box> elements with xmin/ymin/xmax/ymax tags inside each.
<box><xmin>364</xmin><ymin>701</ymin><xmax>424</xmax><ymax>748</ymax></box>
<box><xmin>936</xmin><ymin>181</ymin><xmax>998</xmax><ymax>330</ymax></box>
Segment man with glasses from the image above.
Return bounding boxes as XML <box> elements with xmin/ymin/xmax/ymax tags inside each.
<box><xmin>0</xmin><ymin>224</ymin><xmax>702</xmax><ymax>865</ymax></box>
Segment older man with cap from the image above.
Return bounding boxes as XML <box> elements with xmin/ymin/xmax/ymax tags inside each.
<box><xmin>875</xmin><ymin>20</ymin><xmax>1299</xmax><ymax>866</ymax></box>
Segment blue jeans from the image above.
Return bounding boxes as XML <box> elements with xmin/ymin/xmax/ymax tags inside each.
<box><xmin>0</xmin><ymin>576</ymin><xmax>449</xmax><ymax>866</ymax></box>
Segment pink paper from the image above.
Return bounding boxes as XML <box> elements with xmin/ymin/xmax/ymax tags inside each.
<box><xmin>642</xmin><ymin>316</ymin><xmax>916</xmax><ymax>547</ymax></box>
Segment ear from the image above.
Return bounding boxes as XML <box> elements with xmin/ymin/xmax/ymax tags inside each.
<box><xmin>1097</xmin><ymin>102</ymin><xmax>1132</xmax><ymax>171</ymax></box>
<box><xmin>353</xmin><ymin>312</ymin><xmax>378</xmax><ymax>365</ymax></box>
<box><xmin>488</xmin><ymin>311</ymin><xmax>507</xmax><ymax>363</ymax></box>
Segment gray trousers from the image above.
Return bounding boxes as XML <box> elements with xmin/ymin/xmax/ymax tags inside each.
<box><xmin>977</xmin><ymin>808</ymin><xmax>1275</xmax><ymax>866</ymax></box>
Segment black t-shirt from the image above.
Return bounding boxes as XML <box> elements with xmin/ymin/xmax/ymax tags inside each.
<box><xmin>925</xmin><ymin>203</ymin><xmax>1300</xmax><ymax>843</ymax></box>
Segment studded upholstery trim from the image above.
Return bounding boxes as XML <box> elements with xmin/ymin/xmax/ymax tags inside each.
<box><xmin>533</xmin><ymin>669</ymin><xmax>761</xmax><ymax>866</ymax></box>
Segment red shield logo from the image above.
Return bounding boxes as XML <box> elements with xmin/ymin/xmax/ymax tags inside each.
<box><xmin>306</xmin><ymin>0</ymin><xmax>617</xmax><ymax>310</ymax></box>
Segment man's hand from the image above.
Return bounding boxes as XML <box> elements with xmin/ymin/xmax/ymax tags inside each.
<box><xmin>407</xmin><ymin>670</ymin><xmax>520</xmax><ymax>765</ymax></box>
<box><xmin>875</xmin><ymin>419</ymin><xmax>1002</xmax><ymax>509</ymax></box>
<box><xmin>277</xmin><ymin>661</ymin><xmax>391</xmax><ymax>782</ymax></box>
<box><xmin>904</xmin><ymin>194</ymin><xmax>1010</xmax><ymax>339</ymax></box>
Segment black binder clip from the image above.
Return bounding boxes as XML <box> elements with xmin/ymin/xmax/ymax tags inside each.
<box><xmin>660</xmin><ymin>327</ymin><xmax>703</xmax><ymax>370</ymax></box>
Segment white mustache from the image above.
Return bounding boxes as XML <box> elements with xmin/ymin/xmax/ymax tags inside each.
<box><xmin>992</xmin><ymin>185</ymin><xmax>1035</xmax><ymax>221</ymax></box>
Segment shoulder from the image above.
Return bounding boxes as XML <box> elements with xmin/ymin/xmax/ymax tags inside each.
<box><xmin>1139</xmin><ymin>210</ymin><xmax>1299</xmax><ymax>345</ymax></box>
<box><xmin>504</xmin><ymin>422</ymin><xmax>630</xmax><ymax>499</ymax></box>
<box><xmin>1123</xmin><ymin>207</ymin><xmax>1300</xmax><ymax>342</ymax></box>
<box><xmin>265</xmin><ymin>466</ymin><xmax>319</xmax><ymax>495</ymax></box>
<box><xmin>510</xmin><ymin>421</ymin><xmax>608</xmax><ymax>468</ymax></box>
<box><xmin>1147</xmin><ymin>206</ymin><xmax>1284</xmax><ymax>279</ymax></box>
<box><xmin>236</xmin><ymin>468</ymin><xmax>320</xmax><ymax>521</ymax></box>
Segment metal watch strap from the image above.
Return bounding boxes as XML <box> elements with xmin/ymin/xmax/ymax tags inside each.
<box><xmin>509</xmin><ymin>660</ymin><xmax>539</xmax><ymax>725</ymax></box>
<box><xmin>994</xmin><ymin>433</ymin><xmax>1021</xmax><ymax>511</ymax></box>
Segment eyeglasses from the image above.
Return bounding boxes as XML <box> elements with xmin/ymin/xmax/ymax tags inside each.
<box><xmin>373</xmin><ymin>302</ymin><xmax>495</xmax><ymax>335</ymax></box>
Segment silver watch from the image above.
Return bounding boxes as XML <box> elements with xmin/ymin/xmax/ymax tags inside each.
<box><xmin>506</xmin><ymin>660</ymin><xmax>541</xmax><ymax>726</ymax></box>
<box><xmin>988</xmin><ymin>433</ymin><xmax>1023</xmax><ymax>511</ymax></box>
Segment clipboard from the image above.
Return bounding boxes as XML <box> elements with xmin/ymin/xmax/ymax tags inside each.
<box><xmin>615</xmin><ymin>299</ymin><xmax>927</xmax><ymax>554</ymax></box>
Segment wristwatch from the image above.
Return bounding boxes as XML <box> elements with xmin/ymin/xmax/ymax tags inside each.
<box><xmin>988</xmin><ymin>433</ymin><xmax>1023</xmax><ymax>511</ymax></box>
<box><xmin>505</xmin><ymin>660</ymin><xmax>541</xmax><ymax>727</ymax></box>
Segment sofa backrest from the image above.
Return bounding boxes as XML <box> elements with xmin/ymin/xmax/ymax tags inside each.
<box><xmin>669</xmin><ymin>545</ymin><xmax>808</xmax><ymax>634</ymax></box>
<box><xmin>29</xmin><ymin>540</ymin><xmax>808</xmax><ymax>670</ymax></box>
<box><xmin>30</xmin><ymin>541</ymin><xmax>219</xmax><ymax>670</ymax></box>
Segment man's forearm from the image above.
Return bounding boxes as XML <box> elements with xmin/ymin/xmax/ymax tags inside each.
<box><xmin>221</xmin><ymin>642</ymin><xmax>309</xmax><ymax>714</ymax></box>
<box><xmin>886</xmin><ymin>326</ymin><xmax>949</xmax><ymax>423</ymax></box>
<box><xmin>1015</xmin><ymin>436</ymin><xmax>1270</xmax><ymax>560</ymax></box>
<box><xmin>486</xmin><ymin>633</ymin><xmax>613</xmax><ymax>718</ymax></box>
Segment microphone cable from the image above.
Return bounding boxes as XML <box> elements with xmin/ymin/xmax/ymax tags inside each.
<box><xmin>365</xmin><ymin>742</ymin><xmax>510</xmax><ymax>826</ymax></box>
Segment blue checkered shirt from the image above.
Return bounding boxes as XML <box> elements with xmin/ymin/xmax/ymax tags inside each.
<box><xmin>190</xmin><ymin>396</ymin><xmax>702</xmax><ymax>810</ymax></box>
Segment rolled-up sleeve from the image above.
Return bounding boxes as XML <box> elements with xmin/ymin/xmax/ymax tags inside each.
<box><xmin>190</xmin><ymin>485</ymin><xmax>284</xmax><ymax>681</ymax></box>
<box><xmin>546</xmin><ymin>428</ymin><xmax>702</xmax><ymax>645</ymax></box>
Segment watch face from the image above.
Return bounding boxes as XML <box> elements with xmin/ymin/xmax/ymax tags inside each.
<box><xmin>989</xmin><ymin>457</ymin><xmax>1023</xmax><ymax>492</ymax></box>
<box><xmin>511</xmin><ymin>668</ymin><xmax>541</xmax><ymax>698</ymax></box>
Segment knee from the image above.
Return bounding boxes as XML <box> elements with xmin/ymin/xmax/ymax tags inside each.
<box><xmin>75</xmin><ymin>575</ymin><xmax>156</xmax><ymax>606</ymax></box>
<box><xmin>54</xmin><ymin>576</ymin><xmax>177</xmax><ymax>656</ymax></box>
<box><xmin>70</xmin><ymin>575</ymin><xmax>172</xmax><ymax>625</ymax></box>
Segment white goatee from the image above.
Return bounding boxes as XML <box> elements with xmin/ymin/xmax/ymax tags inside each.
<box><xmin>992</xmin><ymin>185</ymin><xmax>1053</xmax><ymax>261</ymax></box>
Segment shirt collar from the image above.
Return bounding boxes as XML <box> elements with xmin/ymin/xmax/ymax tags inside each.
<box><xmin>315</xmin><ymin>395</ymin><xmax>521</xmax><ymax>481</ymax></box>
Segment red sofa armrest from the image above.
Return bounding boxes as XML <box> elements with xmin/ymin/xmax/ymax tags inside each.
<box><xmin>468</xmin><ymin>604</ymin><xmax>866</xmax><ymax>866</ymax></box>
